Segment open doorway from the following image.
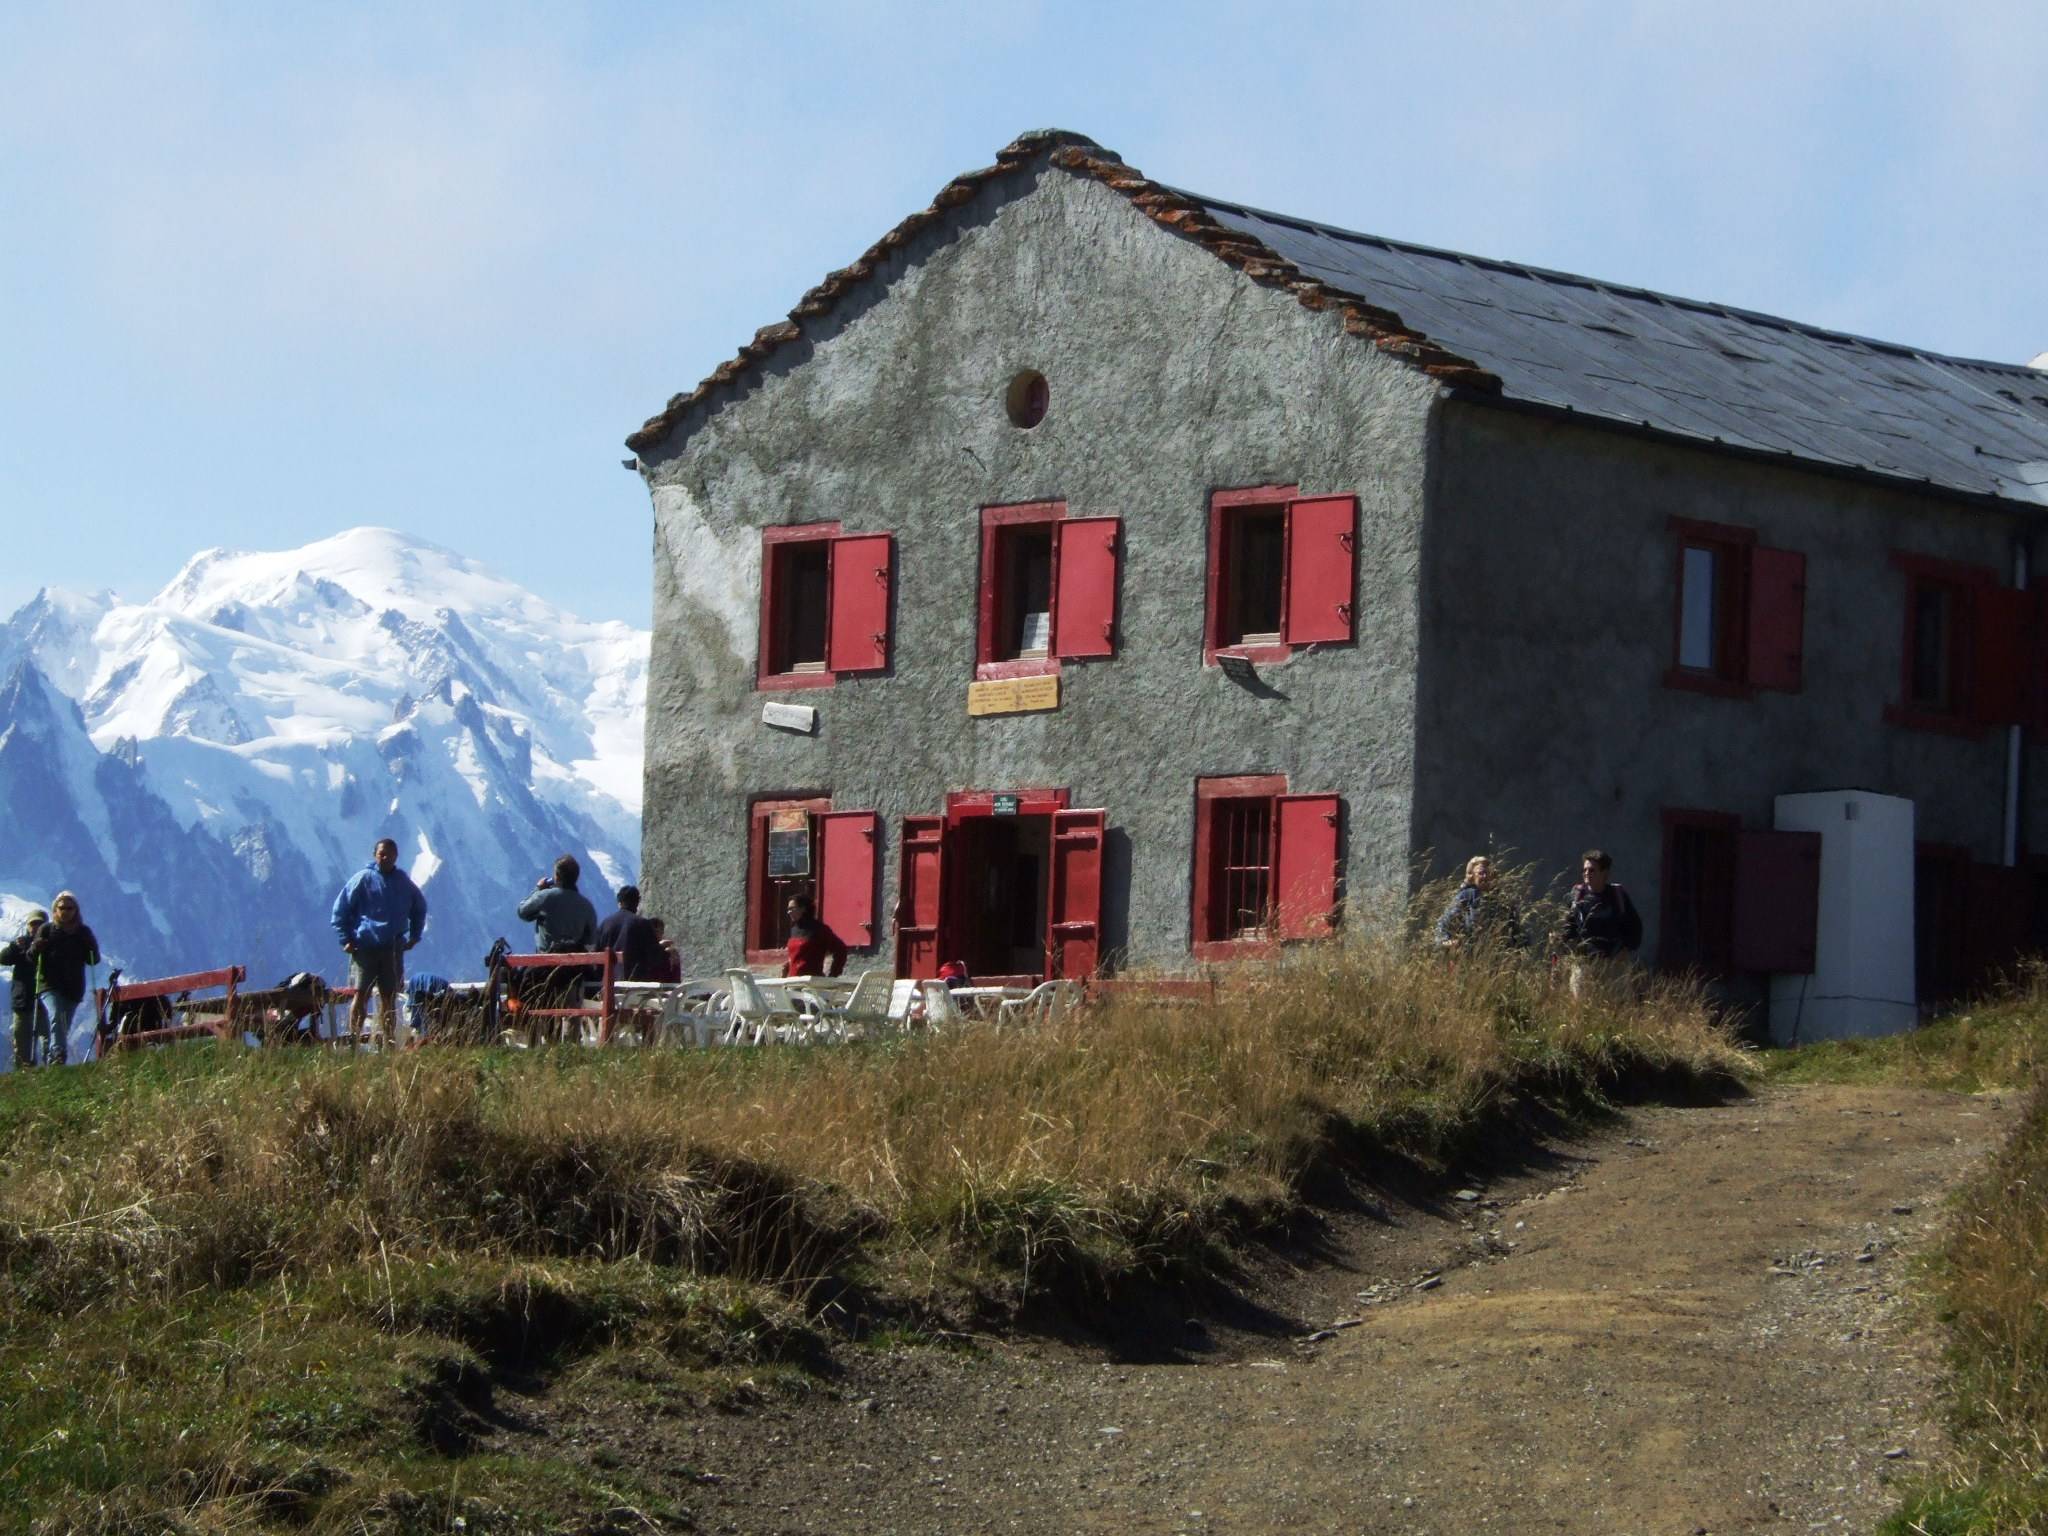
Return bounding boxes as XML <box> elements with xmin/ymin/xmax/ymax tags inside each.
<box><xmin>951</xmin><ymin>813</ymin><xmax>1051</xmax><ymax>979</ymax></box>
<box><xmin>895</xmin><ymin>791</ymin><xmax>1106</xmax><ymax>983</ymax></box>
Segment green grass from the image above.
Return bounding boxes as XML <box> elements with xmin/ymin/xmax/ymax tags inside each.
<box><xmin>1759</xmin><ymin>991</ymin><xmax>2045</xmax><ymax>1094</ymax></box>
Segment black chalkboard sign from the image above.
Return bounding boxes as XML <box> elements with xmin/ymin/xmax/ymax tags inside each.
<box><xmin>766</xmin><ymin>811</ymin><xmax>811</xmax><ymax>877</ymax></box>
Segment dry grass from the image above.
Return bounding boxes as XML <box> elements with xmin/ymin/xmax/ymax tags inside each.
<box><xmin>0</xmin><ymin>887</ymin><xmax>1744</xmax><ymax>1531</ymax></box>
<box><xmin>1883</xmin><ymin>1069</ymin><xmax>2048</xmax><ymax>1535</ymax></box>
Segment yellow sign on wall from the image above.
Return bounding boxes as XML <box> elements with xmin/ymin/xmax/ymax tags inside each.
<box><xmin>967</xmin><ymin>674</ymin><xmax>1061</xmax><ymax>716</ymax></box>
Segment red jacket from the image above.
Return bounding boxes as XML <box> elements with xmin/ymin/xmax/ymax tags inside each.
<box><xmin>784</xmin><ymin>920</ymin><xmax>848</xmax><ymax>978</ymax></box>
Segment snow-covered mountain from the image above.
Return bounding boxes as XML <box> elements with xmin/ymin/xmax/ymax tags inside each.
<box><xmin>0</xmin><ymin>528</ymin><xmax>647</xmax><ymax>985</ymax></box>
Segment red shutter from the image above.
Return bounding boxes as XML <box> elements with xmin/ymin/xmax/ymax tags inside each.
<box><xmin>1963</xmin><ymin>862</ymin><xmax>2033</xmax><ymax>991</ymax></box>
<box><xmin>1282</xmin><ymin>496</ymin><xmax>1357</xmax><ymax>646</ymax></box>
<box><xmin>1048</xmin><ymin>809</ymin><xmax>1106</xmax><ymax>979</ymax></box>
<box><xmin>1972</xmin><ymin>586</ymin><xmax>2030</xmax><ymax>727</ymax></box>
<box><xmin>1052</xmin><ymin>516</ymin><xmax>1119</xmax><ymax>660</ymax></box>
<box><xmin>1273</xmin><ymin>794</ymin><xmax>1341</xmax><ymax>940</ymax></box>
<box><xmin>1732</xmin><ymin>829</ymin><xmax>1821</xmax><ymax>974</ymax></box>
<box><xmin>826</xmin><ymin>533</ymin><xmax>892</xmax><ymax>674</ymax></box>
<box><xmin>1745</xmin><ymin>546</ymin><xmax>1806</xmax><ymax>692</ymax></box>
<box><xmin>894</xmin><ymin>816</ymin><xmax>945</xmax><ymax>979</ymax></box>
<box><xmin>818</xmin><ymin>810</ymin><xmax>880</xmax><ymax>948</ymax></box>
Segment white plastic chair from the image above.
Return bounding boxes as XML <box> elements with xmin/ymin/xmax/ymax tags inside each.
<box><xmin>919</xmin><ymin>979</ymin><xmax>965</xmax><ymax>1031</ymax></box>
<box><xmin>995</xmin><ymin>980</ymin><xmax>1075</xmax><ymax>1029</ymax></box>
<box><xmin>723</xmin><ymin>968</ymin><xmax>801</xmax><ymax>1045</ymax></box>
<box><xmin>804</xmin><ymin>970</ymin><xmax>892</xmax><ymax>1041</ymax></box>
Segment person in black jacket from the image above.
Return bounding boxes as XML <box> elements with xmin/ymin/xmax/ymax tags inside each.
<box><xmin>593</xmin><ymin>885</ymin><xmax>664</xmax><ymax>983</ymax></box>
<box><xmin>1559</xmin><ymin>849</ymin><xmax>1642</xmax><ymax>996</ymax></box>
<box><xmin>0</xmin><ymin>908</ymin><xmax>48</xmax><ymax>1070</ymax></box>
<box><xmin>29</xmin><ymin>891</ymin><xmax>102</xmax><ymax>1066</ymax></box>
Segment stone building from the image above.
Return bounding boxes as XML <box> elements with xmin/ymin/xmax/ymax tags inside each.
<box><xmin>628</xmin><ymin>130</ymin><xmax>2048</xmax><ymax>1009</ymax></box>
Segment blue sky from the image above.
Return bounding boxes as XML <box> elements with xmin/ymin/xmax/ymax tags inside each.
<box><xmin>3</xmin><ymin>2</ymin><xmax>2045</xmax><ymax>630</ymax></box>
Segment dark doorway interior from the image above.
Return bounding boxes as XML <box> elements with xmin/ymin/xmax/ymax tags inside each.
<box><xmin>950</xmin><ymin>814</ymin><xmax>1051</xmax><ymax>979</ymax></box>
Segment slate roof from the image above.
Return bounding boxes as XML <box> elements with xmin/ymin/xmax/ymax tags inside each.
<box><xmin>630</xmin><ymin>131</ymin><xmax>2048</xmax><ymax>511</ymax></box>
<box><xmin>1188</xmin><ymin>194</ymin><xmax>2048</xmax><ymax>509</ymax></box>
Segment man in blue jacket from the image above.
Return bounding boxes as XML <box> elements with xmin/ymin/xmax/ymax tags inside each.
<box><xmin>331</xmin><ymin>837</ymin><xmax>428</xmax><ymax>1045</ymax></box>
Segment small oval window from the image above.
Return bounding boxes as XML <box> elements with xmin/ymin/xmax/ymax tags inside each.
<box><xmin>1005</xmin><ymin>370</ymin><xmax>1049</xmax><ymax>429</ymax></box>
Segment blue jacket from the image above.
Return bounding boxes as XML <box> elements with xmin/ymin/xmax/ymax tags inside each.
<box><xmin>331</xmin><ymin>864</ymin><xmax>428</xmax><ymax>951</ymax></box>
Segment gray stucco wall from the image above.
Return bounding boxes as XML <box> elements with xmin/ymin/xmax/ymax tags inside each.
<box><xmin>637</xmin><ymin>165</ymin><xmax>1441</xmax><ymax>972</ymax></box>
<box><xmin>1412</xmin><ymin>400</ymin><xmax>2042</xmax><ymax>963</ymax></box>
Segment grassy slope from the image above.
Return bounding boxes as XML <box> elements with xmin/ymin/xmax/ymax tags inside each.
<box><xmin>0</xmin><ymin>929</ymin><xmax>1742</xmax><ymax>1534</ymax></box>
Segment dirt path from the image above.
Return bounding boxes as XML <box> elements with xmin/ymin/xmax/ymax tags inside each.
<box><xmin>553</xmin><ymin>1085</ymin><xmax>2013</xmax><ymax>1535</ymax></box>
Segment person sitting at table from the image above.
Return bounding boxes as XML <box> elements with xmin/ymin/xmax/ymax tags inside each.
<box><xmin>783</xmin><ymin>894</ymin><xmax>847</xmax><ymax>978</ymax></box>
<box><xmin>938</xmin><ymin>960</ymin><xmax>971</xmax><ymax>990</ymax></box>
<box><xmin>648</xmin><ymin>917</ymin><xmax>684</xmax><ymax>983</ymax></box>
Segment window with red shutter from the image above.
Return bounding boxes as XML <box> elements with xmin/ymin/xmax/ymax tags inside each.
<box><xmin>1887</xmin><ymin>552</ymin><xmax>2000</xmax><ymax>734</ymax></box>
<box><xmin>1205</xmin><ymin>487</ymin><xmax>1359</xmax><ymax>664</ymax></box>
<box><xmin>758</xmin><ymin>523</ymin><xmax>896</xmax><ymax>690</ymax></box>
<box><xmin>745</xmin><ymin>795</ymin><xmax>831</xmax><ymax>960</ymax></box>
<box><xmin>1663</xmin><ymin>521</ymin><xmax>1806</xmax><ymax>698</ymax></box>
<box><xmin>817</xmin><ymin>810</ymin><xmax>881</xmax><ymax>948</ymax></box>
<box><xmin>977</xmin><ymin>503</ymin><xmax>1121</xmax><ymax>676</ymax></box>
<box><xmin>1192</xmin><ymin>775</ymin><xmax>1341</xmax><ymax>957</ymax></box>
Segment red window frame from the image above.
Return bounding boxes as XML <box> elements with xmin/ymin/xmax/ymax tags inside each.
<box><xmin>745</xmin><ymin>795</ymin><xmax>832</xmax><ymax>961</ymax></box>
<box><xmin>1665</xmin><ymin>518</ymin><xmax>1755</xmax><ymax>696</ymax></box>
<box><xmin>974</xmin><ymin>502</ymin><xmax>1120</xmax><ymax>680</ymax></box>
<box><xmin>1658</xmin><ymin>807</ymin><xmax>1739</xmax><ymax>976</ymax></box>
<box><xmin>1883</xmin><ymin>552</ymin><xmax>2000</xmax><ymax>736</ymax></box>
<box><xmin>1191</xmin><ymin>775</ymin><xmax>1342</xmax><ymax>959</ymax></box>
<box><xmin>1203</xmin><ymin>486</ymin><xmax>1359</xmax><ymax>666</ymax></box>
<box><xmin>1662</xmin><ymin>517</ymin><xmax>1807</xmax><ymax>698</ymax></box>
<box><xmin>757</xmin><ymin>522</ymin><xmax>895</xmax><ymax>691</ymax></box>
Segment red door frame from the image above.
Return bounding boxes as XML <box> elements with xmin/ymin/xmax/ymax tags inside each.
<box><xmin>894</xmin><ymin>789</ymin><xmax>1082</xmax><ymax>983</ymax></box>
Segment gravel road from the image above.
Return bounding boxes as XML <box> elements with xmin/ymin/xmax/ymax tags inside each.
<box><xmin>534</xmin><ymin>1084</ymin><xmax>2012</xmax><ymax>1535</ymax></box>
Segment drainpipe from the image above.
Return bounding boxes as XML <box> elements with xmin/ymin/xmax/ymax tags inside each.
<box><xmin>2004</xmin><ymin>539</ymin><xmax>2029</xmax><ymax>867</ymax></box>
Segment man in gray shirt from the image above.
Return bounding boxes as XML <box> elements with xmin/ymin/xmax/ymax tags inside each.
<box><xmin>517</xmin><ymin>854</ymin><xmax>599</xmax><ymax>953</ymax></box>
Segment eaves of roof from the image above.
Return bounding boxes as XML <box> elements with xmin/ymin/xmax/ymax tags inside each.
<box><xmin>623</xmin><ymin>130</ymin><xmax>1501</xmax><ymax>458</ymax></box>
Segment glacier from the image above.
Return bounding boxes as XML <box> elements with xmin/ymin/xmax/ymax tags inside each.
<box><xmin>0</xmin><ymin>527</ymin><xmax>647</xmax><ymax>989</ymax></box>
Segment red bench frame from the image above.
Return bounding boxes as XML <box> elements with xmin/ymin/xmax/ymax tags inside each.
<box><xmin>97</xmin><ymin>966</ymin><xmax>246</xmax><ymax>1055</ymax></box>
<box><xmin>497</xmin><ymin>950</ymin><xmax>618</xmax><ymax>1043</ymax></box>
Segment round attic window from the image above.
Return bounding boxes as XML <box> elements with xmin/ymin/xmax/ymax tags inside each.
<box><xmin>1005</xmin><ymin>369</ymin><xmax>1049</xmax><ymax>429</ymax></box>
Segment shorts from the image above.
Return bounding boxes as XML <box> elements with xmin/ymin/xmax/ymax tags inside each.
<box><xmin>351</xmin><ymin>946</ymin><xmax>405</xmax><ymax>999</ymax></box>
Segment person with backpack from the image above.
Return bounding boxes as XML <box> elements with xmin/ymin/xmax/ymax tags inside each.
<box><xmin>29</xmin><ymin>892</ymin><xmax>102</xmax><ymax>1065</ymax></box>
<box><xmin>0</xmin><ymin>907</ymin><xmax>48</xmax><ymax>1069</ymax></box>
<box><xmin>1559</xmin><ymin>848</ymin><xmax>1642</xmax><ymax>996</ymax></box>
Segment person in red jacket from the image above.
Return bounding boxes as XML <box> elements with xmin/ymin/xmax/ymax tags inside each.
<box><xmin>783</xmin><ymin>894</ymin><xmax>848</xmax><ymax>978</ymax></box>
